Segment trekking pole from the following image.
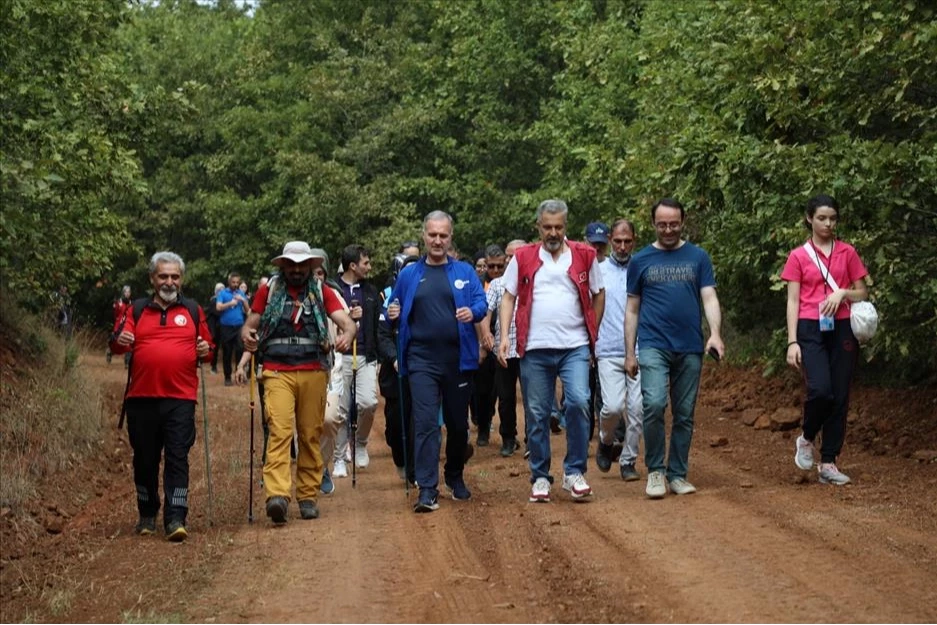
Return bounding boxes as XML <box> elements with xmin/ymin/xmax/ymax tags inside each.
<box><xmin>199</xmin><ymin>359</ymin><xmax>214</xmax><ymax>527</ymax></box>
<box><xmin>248</xmin><ymin>354</ymin><xmax>256</xmax><ymax>524</ymax></box>
<box><xmin>350</xmin><ymin>337</ymin><xmax>359</xmax><ymax>489</ymax></box>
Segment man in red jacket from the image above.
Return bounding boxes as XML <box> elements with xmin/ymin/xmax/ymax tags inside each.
<box><xmin>497</xmin><ymin>200</ymin><xmax>605</xmax><ymax>504</ymax></box>
<box><xmin>110</xmin><ymin>252</ymin><xmax>213</xmax><ymax>542</ymax></box>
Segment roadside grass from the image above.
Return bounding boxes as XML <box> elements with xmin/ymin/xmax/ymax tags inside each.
<box><xmin>0</xmin><ymin>294</ymin><xmax>105</xmax><ymax>511</ymax></box>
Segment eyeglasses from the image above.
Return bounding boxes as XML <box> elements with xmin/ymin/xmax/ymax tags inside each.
<box><xmin>487</xmin><ymin>263</ymin><xmax>505</xmax><ymax>270</ymax></box>
<box><xmin>654</xmin><ymin>222</ymin><xmax>682</xmax><ymax>231</ymax></box>
<box><xmin>157</xmin><ymin>273</ymin><xmax>181</xmax><ymax>280</ymax></box>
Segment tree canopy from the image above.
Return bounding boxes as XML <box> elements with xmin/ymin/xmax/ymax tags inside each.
<box><xmin>2</xmin><ymin>0</ymin><xmax>935</xmax><ymax>381</ymax></box>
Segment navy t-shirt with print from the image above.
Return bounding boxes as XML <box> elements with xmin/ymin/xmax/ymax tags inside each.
<box><xmin>408</xmin><ymin>264</ymin><xmax>460</xmax><ymax>366</ymax></box>
<box><xmin>626</xmin><ymin>242</ymin><xmax>716</xmax><ymax>353</ymax></box>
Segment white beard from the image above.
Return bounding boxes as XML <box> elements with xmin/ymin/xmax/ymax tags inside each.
<box><xmin>159</xmin><ymin>286</ymin><xmax>178</xmax><ymax>303</ymax></box>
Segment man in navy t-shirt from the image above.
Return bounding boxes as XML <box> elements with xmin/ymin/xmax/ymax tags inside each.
<box><xmin>625</xmin><ymin>198</ymin><xmax>725</xmax><ymax>499</ymax></box>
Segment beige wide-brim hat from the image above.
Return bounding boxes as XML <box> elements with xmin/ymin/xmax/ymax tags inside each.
<box><xmin>272</xmin><ymin>241</ymin><xmax>324</xmax><ymax>266</ymax></box>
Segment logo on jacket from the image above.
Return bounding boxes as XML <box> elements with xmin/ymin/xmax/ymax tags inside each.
<box><xmin>578</xmin><ymin>271</ymin><xmax>587</xmax><ymax>283</ymax></box>
<box><xmin>174</xmin><ymin>314</ymin><xmax>188</xmax><ymax>326</ymax></box>
<box><xmin>453</xmin><ymin>279</ymin><xmax>466</xmax><ymax>290</ymax></box>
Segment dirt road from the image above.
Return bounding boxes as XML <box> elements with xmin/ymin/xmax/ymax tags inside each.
<box><xmin>2</xmin><ymin>356</ymin><xmax>936</xmax><ymax>623</ymax></box>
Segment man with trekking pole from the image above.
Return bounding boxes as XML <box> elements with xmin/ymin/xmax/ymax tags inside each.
<box><xmin>241</xmin><ymin>241</ymin><xmax>356</xmax><ymax>525</ymax></box>
<box><xmin>109</xmin><ymin>251</ymin><xmax>214</xmax><ymax>542</ymax></box>
<box><xmin>387</xmin><ymin>211</ymin><xmax>487</xmax><ymax>513</ymax></box>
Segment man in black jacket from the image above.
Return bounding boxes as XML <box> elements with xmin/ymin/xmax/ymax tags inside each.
<box><xmin>323</xmin><ymin>244</ymin><xmax>382</xmax><ymax>478</ymax></box>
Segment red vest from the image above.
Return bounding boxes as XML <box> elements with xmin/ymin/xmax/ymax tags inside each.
<box><xmin>513</xmin><ymin>241</ymin><xmax>598</xmax><ymax>357</ymax></box>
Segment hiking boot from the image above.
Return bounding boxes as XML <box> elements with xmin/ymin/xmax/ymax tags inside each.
<box><xmin>562</xmin><ymin>473</ymin><xmax>593</xmax><ymax>500</ymax></box>
<box><xmin>795</xmin><ymin>434</ymin><xmax>815</xmax><ymax>471</ymax></box>
<box><xmin>529</xmin><ymin>477</ymin><xmax>551</xmax><ymax>503</ymax></box>
<box><xmin>165</xmin><ymin>520</ymin><xmax>188</xmax><ymax>542</ymax></box>
<box><xmin>619</xmin><ymin>463</ymin><xmax>640</xmax><ymax>482</ymax></box>
<box><xmin>596</xmin><ymin>442</ymin><xmax>614</xmax><ymax>473</ymax></box>
<box><xmin>445</xmin><ymin>477</ymin><xmax>472</xmax><ymax>501</ymax></box>
<box><xmin>135</xmin><ymin>516</ymin><xmax>156</xmax><ymax>536</ymax></box>
<box><xmin>413</xmin><ymin>489</ymin><xmax>439</xmax><ymax>513</ymax></box>
<box><xmin>464</xmin><ymin>442</ymin><xmax>475</xmax><ymax>464</ymax></box>
<box><xmin>266</xmin><ymin>496</ymin><xmax>288</xmax><ymax>525</ymax></box>
<box><xmin>332</xmin><ymin>458</ymin><xmax>348</xmax><ymax>478</ymax></box>
<box><xmin>646</xmin><ymin>471</ymin><xmax>667</xmax><ymax>499</ymax></box>
<box><xmin>321</xmin><ymin>468</ymin><xmax>335</xmax><ymax>495</ymax></box>
<box><xmin>668</xmin><ymin>477</ymin><xmax>697</xmax><ymax>495</ymax></box>
<box><xmin>818</xmin><ymin>463</ymin><xmax>851</xmax><ymax>485</ymax></box>
<box><xmin>500</xmin><ymin>438</ymin><xmax>520</xmax><ymax>457</ymax></box>
<box><xmin>298</xmin><ymin>500</ymin><xmax>319</xmax><ymax>520</ymax></box>
<box><xmin>355</xmin><ymin>443</ymin><xmax>370</xmax><ymax>468</ymax></box>
<box><xmin>477</xmin><ymin>432</ymin><xmax>490</xmax><ymax>447</ymax></box>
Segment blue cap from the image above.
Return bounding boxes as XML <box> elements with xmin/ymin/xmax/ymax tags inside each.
<box><xmin>585</xmin><ymin>222</ymin><xmax>609</xmax><ymax>244</ymax></box>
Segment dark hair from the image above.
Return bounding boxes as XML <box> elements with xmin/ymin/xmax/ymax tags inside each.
<box><xmin>651</xmin><ymin>198</ymin><xmax>685</xmax><ymax>222</ymax></box>
<box><xmin>610</xmin><ymin>219</ymin><xmax>636</xmax><ymax>235</ymax></box>
<box><xmin>484</xmin><ymin>244</ymin><xmax>505</xmax><ymax>258</ymax></box>
<box><xmin>472</xmin><ymin>249</ymin><xmax>486</xmax><ymax>263</ymax></box>
<box><xmin>805</xmin><ymin>194</ymin><xmax>839</xmax><ymax>228</ymax></box>
<box><xmin>341</xmin><ymin>244</ymin><xmax>370</xmax><ymax>268</ymax></box>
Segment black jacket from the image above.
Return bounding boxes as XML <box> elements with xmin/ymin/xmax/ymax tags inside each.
<box><xmin>338</xmin><ymin>279</ymin><xmax>380</xmax><ymax>363</ymax></box>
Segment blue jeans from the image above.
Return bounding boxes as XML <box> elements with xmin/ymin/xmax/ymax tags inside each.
<box><xmin>640</xmin><ymin>348</ymin><xmax>703</xmax><ymax>480</ymax></box>
<box><xmin>519</xmin><ymin>346</ymin><xmax>591</xmax><ymax>483</ymax></box>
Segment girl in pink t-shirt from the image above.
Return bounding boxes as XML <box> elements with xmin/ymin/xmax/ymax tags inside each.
<box><xmin>780</xmin><ymin>194</ymin><xmax>870</xmax><ymax>486</ymax></box>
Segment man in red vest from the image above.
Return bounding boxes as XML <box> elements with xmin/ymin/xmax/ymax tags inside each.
<box><xmin>497</xmin><ymin>199</ymin><xmax>605</xmax><ymax>503</ymax></box>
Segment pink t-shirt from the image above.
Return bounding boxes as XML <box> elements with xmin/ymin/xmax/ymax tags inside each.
<box><xmin>781</xmin><ymin>240</ymin><xmax>868</xmax><ymax>320</ymax></box>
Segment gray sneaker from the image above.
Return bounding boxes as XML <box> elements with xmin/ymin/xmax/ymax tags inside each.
<box><xmin>795</xmin><ymin>434</ymin><xmax>815</xmax><ymax>471</ymax></box>
<box><xmin>668</xmin><ymin>477</ymin><xmax>697</xmax><ymax>495</ymax></box>
<box><xmin>646</xmin><ymin>471</ymin><xmax>667</xmax><ymax>499</ymax></box>
<box><xmin>619</xmin><ymin>463</ymin><xmax>640</xmax><ymax>481</ymax></box>
<box><xmin>818</xmin><ymin>463</ymin><xmax>851</xmax><ymax>485</ymax></box>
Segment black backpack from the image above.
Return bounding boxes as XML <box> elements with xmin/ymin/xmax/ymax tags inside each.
<box><xmin>117</xmin><ymin>297</ymin><xmax>201</xmax><ymax>428</ymax></box>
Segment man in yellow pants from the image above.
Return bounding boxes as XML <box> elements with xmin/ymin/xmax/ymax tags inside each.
<box><xmin>242</xmin><ymin>241</ymin><xmax>356</xmax><ymax>524</ymax></box>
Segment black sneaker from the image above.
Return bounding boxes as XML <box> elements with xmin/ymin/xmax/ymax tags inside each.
<box><xmin>444</xmin><ymin>477</ymin><xmax>472</xmax><ymax>501</ymax></box>
<box><xmin>266</xmin><ymin>496</ymin><xmax>288</xmax><ymax>525</ymax></box>
<box><xmin>224</xmin><ymin>379</ymin><xmax>234</xmax><ymax>387</ymax></box>
<box><xmin>477</xmin><ymin>432</ymin><xmax>489</xmax><ymax>447</ymax></box>
<box><xmin>596</xmin><ymin>442</ymin><xmax>614</xmax><ymax>473</ymax></box>
<box><xmin>165</xmin><ymin>520</ymin><xmax>188</xmax><ymax>542</ymax></box>
<box><xmin>500</xmin><ymin>438</ymin><xmax>520</xmax><ymax>457</ymax></box>
<box><xmin>619</xmin><ymin>463</ymin><xmax>640</xmax><ymax>482</ymax></box>
<box><xmin>135</xmin><ymin>516</ymin><xmax>156</xmax><ymax>536</ymax></box>
<box><xmin>298</xmin><ymin>500</ymin><xmax>319</xmax><ymax>520</ymax></box>
<box><xmin>413</xmin><ymin>489</ymin><xmax>439</xmax><ymax>513</ymax></box>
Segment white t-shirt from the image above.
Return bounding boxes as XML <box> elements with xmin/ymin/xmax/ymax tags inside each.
<box><xmin>502</xmin><ymin>245</ymin><xmax>604</xmax><ymax>351</ymax></box>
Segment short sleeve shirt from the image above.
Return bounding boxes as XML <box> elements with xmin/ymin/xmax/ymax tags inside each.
<box><xmin>781</xmin><ymin>240</ymin><xmax>868</xmax><ymax>320</ymax></box>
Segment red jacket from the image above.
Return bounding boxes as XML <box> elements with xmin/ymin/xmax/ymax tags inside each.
<box><xmin>513</xmin><ymin>241</ymin><xmax>599</xmax><ymax>357</ymax></box>
<box><xmin>110</xmin><ymin>299</ymin><xmax>213</xmax><ymax>400</ymax></box>
<box><xmin>113</xmin><ymin>298</ymin><xmax>132</xmax><ymax>324</ymax></box>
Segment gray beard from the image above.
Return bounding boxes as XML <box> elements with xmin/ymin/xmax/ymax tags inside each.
<box><xmin>612</xmin><ymin>252</ymin><xmax>631</xmax><ymax>265</ymax></box>
<box><xmin>159</xmin><ymin>286</ymin><xmax>178</xmax><ymax>303</ymax></box>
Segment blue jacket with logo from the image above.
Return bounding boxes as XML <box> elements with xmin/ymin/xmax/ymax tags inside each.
<box><xmin>387</xmin><ymin>256</ymin><xmax>487</xmax><ymax>376</ymax></box>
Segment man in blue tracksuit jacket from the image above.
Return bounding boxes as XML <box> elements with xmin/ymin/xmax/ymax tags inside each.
<box><xmin>387</xmin><ymin>210</ymin><xmax>487</xmax><ymax>513</ymax></box>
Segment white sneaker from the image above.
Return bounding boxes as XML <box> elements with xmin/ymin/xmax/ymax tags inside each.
<box><xmin>818</xmin><ymin>463</ymin><xmax>851</xmax><ymax>485</ymax></box>
<box><xmin>343</xmin><ymin>445</ymin><xmax>352</xmax><ymax>463</ymax></box>
<box><xmin>795</xmin><ymin>434</ymin><xmax>815</xmax><ymax>470</ymax></box>
<box><xmin>646</xmin><ymin>470</ymin><xmax>667</xmax><ymax>499</ymax></box>
<box><xmin>529</xmin><ymin>477</ymin><xmax>551</xmax><ymax>503</ymax></box>
<box><xmin>355</xmin><ymin>443</ymin><xmax>369</xmax><ymax>468</ymax></box>
<box><xmin>668</xmin><ymin>477</ymin><xmax>697</xmax><ymax>495</ymax></box>
<box><xmin>562</xmin><ymin>473</ymin><xmax>593</xmax><ymax>500</ymax></box>
<box><xmin>332</xmin><ymin>458</ymin><xmax>348</xmax><ymax>478</ymax></box>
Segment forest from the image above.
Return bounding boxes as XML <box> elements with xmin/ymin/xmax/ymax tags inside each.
<box><xmin>2</xmin><ymin>0</ymin><xmax>935</xmax><ymax>381</ymax></box>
